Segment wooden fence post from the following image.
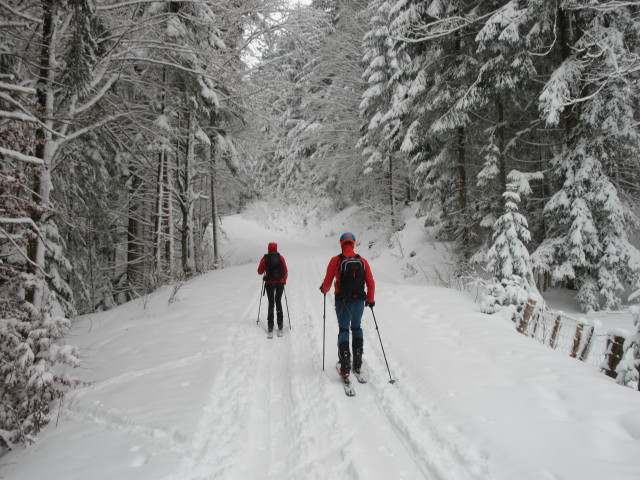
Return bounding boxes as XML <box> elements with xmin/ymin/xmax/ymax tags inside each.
<box><xmin>578</xmin><ymin>324</ymin><xmax>594</xmax><ymax>362</ymax></box>
<box><xmin>530</xmin><ymin>310</ymin><xmax>541</xmax><ymax>339</ymax></box>
<box><xmin>570</xmin><ymin>322</ymin><xmax>585</xmax><ymax>358</ymax></box>
<box><xmin>549</xmin><ymin>315</ymin><xmax>561</xmax><ymax>349</ymax></box>
<box><xmin>517</xmin><ymin>299</ymin><xmax>537</xmax><ymax>335</ymax></box>
<box><xmin>602</xmin><ymin>333</ymin><xmax>626</xmax><ymax>379</ymax></box>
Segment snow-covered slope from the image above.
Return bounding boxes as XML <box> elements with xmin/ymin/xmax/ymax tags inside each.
<box><xmin>1</xmin><ymin>209</ymin><xmax>639</xmax><ymax>480</ymax></box>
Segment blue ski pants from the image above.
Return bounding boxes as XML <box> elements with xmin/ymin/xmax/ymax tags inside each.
<box><xmin>335</xmin><ymin>299</ymin><xmax>365</xmax><ymax>345</ymax></box>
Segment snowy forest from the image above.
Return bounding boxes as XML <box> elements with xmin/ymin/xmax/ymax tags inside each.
<box><xmin>1</xmin><ymin>0</ymin><xmax>640</xmax><ymax>454</ymax></box>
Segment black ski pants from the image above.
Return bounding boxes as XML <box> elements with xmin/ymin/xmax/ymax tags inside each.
<box><xmin>265</xmin><ymin>283</ymin><xmax>284</xmax><ymax>330</ymax></box>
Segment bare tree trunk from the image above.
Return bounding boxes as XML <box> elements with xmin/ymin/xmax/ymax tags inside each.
<box><xmin>388</xmin><ymin>154</ymin><xmax>396</xmax><ymax>229</ymax></box>
<box><xmin>558</xmin><ymin>7</ymin><xmax>579</xmax><ymax>135</ymax></box>
<box><xmin>164</xmin><ymin>152</ymin><xmax>175</xmax><ymax>278</ymax></box>
<box><xmin>28</xmin><ymin>0</ymin><xmax>58</xmax><ymax>307</ymax></box>
<box><xmin>153</xmin><ymin>151</ymin><xmax>165</xmax><ymax>281</ymax></box>
<box><xmin>457</xmin><ymin>126</ymin><xmax>469</xmax><ymax>258</ymax></box>
<box><xmin>195</xmin><ymin>175</ymin><xmax>204</xmax><ymax>273</ymax></box>
<box><xmin>497</xmin><ymin>100</ymin><xmax>507</xmax><ymax>195</ymax></box>
<box><xmin>209</xmin><ymin>111</ymin><xmax>221</xmax><ymax>269</ymax></box>
<box><xmin>454</xmin><ymin>29</ymin><xmax>470</xmax><ymax>259</ymax></box>
<box><xmin>180</xmin><ymin>111</ymin><xmax>196</xmax><ymax>276</ymax></box>
<box><xmin>126</xmin><ymin>167</ymin><xmax>142</xmax><ymax>299</ymax></box>
<box><xmin>153</xmin><ymin>66</ymin><xmax>168</xmax><ymax>284</ymax></box>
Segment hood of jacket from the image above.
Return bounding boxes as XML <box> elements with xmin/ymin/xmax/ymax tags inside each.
<box><xmin>268</xmin><ymin>242</ymin><xmax>278</xmax><ymax>254</ymax></box>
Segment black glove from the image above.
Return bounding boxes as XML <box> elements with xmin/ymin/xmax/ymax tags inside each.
<box><xmin>366</xmin><ymin>301</ymin><xmax>375</xmax><ymax>308</ymax></box>
<box><xmin>319</xmin><ymin>285</ymin><xmax>324</xmax><ymax>294</ymax></box>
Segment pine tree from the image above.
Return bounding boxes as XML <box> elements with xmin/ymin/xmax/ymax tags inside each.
<box><xmin>359</xmin><ymin>0</ymin><xmax>412</xmax><ymax>229</ymax></box>
<box><xmin>535</xmin><ymin>2</ymin><xmax>640</xmax><ymax>311</ymax></box>
<box><xmin>482</xmin><ymin>171</ymin><xmax>540</xmax><ymax>313</ymax></box>
<box><xmin>251</xmin><ymin>2</ymin><xmax>371</xmax><ymax>205</ymax></box>
<box><xmin>0</xmin><ymin>79</ymin><xmax>79</xmax><ymax>451</ymax></box>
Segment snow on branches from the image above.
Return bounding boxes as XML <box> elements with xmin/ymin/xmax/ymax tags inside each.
<box><xmin>482</xmin><ymin>170</ymin><xmax>541</xmax><ymax>314</ymax></box>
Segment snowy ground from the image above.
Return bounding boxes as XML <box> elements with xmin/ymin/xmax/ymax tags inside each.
<box><xmin>1</xmin><ymin>205</ymin><xmax>639</xmax><ymax>480</ymax></box>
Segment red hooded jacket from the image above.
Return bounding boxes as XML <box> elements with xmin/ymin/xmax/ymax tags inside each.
<box><xmin>257</xmin><ymin>242</ymin><xmax>288</xmax><ymax>284</ymax></box>
<box><xmin>321</xmin><ymin>242</ymin><xmax>375</xmax><ymax>303</ymax></box>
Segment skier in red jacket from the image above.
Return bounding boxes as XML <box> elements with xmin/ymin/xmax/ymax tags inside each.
<box><xmin>320</xmin><ymin>232</ymin><xmax>375</xmax><ymax>377</ymax></box>
<box><xmin>257</xmin><ymin>242</ymin><xmax>288</xmax><ymax>337</ymax></box>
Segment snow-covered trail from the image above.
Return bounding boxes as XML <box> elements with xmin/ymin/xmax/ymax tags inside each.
<box><xmin>3</xmin><ymin>211</ymin><xmax>640</xmax><ymax>480</ymax></box>
<box><xmin>165</xmin><ymin>230</ymin><xmax>484</xmax><ymax>480</ymax></box>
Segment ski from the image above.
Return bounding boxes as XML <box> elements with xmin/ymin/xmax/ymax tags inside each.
<box><xmin>342</xmin><ymin>377</ymin><xmax>356</xmax><ymax>396</ymax></box>
<box><xmin>336</xmin><ymin>362</ymin><xmax>356</xmax><ymax>396</ymax></box>
<box><xmin>353</xmin><ymin>362</ymin><xmax>369</xmax><ymax>384</ymax></box>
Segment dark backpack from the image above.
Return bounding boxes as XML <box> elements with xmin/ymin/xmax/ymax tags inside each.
<box><xmin>337</xmin><ymin>254</ymin><xmax>366</xmax><ymax>301</ymax></box>
<box><xmin>264</xmin><ymin>252</ymin><xmax>284</xmax><ymax>281</ymax></box>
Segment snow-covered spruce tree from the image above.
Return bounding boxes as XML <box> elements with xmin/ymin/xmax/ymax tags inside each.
<box><xmin>386</xmin><ymin>0</ymin><xmax>498</xmax><ymax>259</ymax></box>
<box><xmin>249</xmin><ymin>2</ymin><xmax>372</xmax><ymax>208</ymax></box>
<box><xmin>53</xmin><ymin>135</ymin><xmax>123</xmax><ymax>313</ymax></box>
<box><xmin>0</xmin><ymin>81</ymin><xmax>79</xmax><ymax>451</ymax></box>
<box><xmin>292</xmin><ymin>1</ymin><xmax>371</xmax><ymax>204</ymax></box>
<box><xmin>251</xmin><ymin>5</ymin><xmax>331</xmax><ymax>201</ymax></box>
<box><xmin>534</xmin><ymin>2</ymin><xmax>640</xmax><ymax>311</ymax></box>
<box><xmin>101</xmin><ymin>0</ymin><xmax>260</xmax><ymax>286</ymax></box>
<box><xmin>0</xmin><ymin>0</ymin><xmax>162</xmax><ymax>312</ymax></box>
<box><xmin>266</xmin><ymin>6</ymin><xmax>334</xmax><ymax>200</ymax></box>
<box><xmin>470</xmin><ymin>1</ymin><xmax>544</xmax><ymax>253</ymax></box>
<box><xmin>359</xmin><ymin>0</ymin><xmax>412</xmax><ymax>230</ymax></box>
<box><xmin>482</xmin><ymin>170</ymin><xmax>541</xmax><ymax>314</ymax></box>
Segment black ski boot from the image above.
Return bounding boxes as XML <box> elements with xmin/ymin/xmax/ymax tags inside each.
<box><xmin>338</xmin><ymin>341</ymin><xmax>351</xmax><ymax>377</ymax></box>
<box><xmin>267</xmin><ymin>310</ymin><xmax>274</xmax><ymax>333</ymax></box>
<box><xmin>352</xmin><ymin>337</ymin><xmax>364</xmax><ymax>372</ymax></box>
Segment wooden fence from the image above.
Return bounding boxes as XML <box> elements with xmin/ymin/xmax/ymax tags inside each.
<box><xmin>515</xmin><ymin>300</ymin><xmax>639</xmax><ymax>391</ymax></box>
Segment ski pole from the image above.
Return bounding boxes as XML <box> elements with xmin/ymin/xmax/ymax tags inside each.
<box><xmin>284</xmin><ymin>286</ymin><xmax>292</xmax><ymax>330</ymax></box>
<box><xmin>369</xmin><ymin>306</ymin><xmax>395</xmax><ymax>384</ymax></box>
<box><xmin>322</xmin><ymin>293</ymin><xmax>326</xmax><ymax>371</ymax></box>
<box><xmin>256</xmin><ymin>279</ymin><xmax>265</xmax><ymax>324</ymax></box>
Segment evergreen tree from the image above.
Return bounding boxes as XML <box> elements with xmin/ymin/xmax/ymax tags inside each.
<box><xmin>359</xmin><ymin>0</ymin><xmax>412</xmax><ymax>229</ymax></box>
<box><xmin>482</xmin><ymin>170</ymin><xmax>541</xmax><ymax>313</ymax></box>
<box><xmin>535</xmin><ymin>2</ymin><xmax>640</xmax><ymax>311</ymax></box>
<box><xmin>0</xmin><ymin>79</ymin><xmax>79</xmax><ymax>451</ymax></box>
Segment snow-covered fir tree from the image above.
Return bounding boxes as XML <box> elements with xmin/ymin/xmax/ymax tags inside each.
<box><xmin>0</xmin><ymin>73</ymin><xmax>79</xmax><ymax>452</ymax></box>
<box><xmin>534</xmin><ymin>1</ymin><xmax>640</xmax><ymax>311</ymax></box>
<box><xmin>482</xmin><ymin>171</ymin><xmax>541</xmax><ymax>314</ymax></box>
<box><xmin>359</xmin><ymin>0</ymin><xmax>413</xmax><ymax>230</ymax></box>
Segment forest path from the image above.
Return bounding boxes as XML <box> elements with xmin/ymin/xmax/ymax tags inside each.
<box><xmin>0</xmin><ymin>214</ymin><xmax>485</xmax><ymax>480</ymax></box>
<box><xmin>167</xmin><ymin>230</ymin><xmax>482</xmax><ymax>480</ymax></box>
<box><xmin>4</xmin><ymin>213</ymin><xmax>639</xmax><ymax>480</ymax></box>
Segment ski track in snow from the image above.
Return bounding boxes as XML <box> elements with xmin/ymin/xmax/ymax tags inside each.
<box><xmin>163</xmin><ymin>249</ymin><xmax>487</xmax><ymax>480</ymax></box>
<box><xmin>163</xmin><ymin>295</ymin><xmax>261</xmax><ymax>480</ymax></box>
<box><xmin>4</xmin><ymin>214</ymin><xmax>639</xmax><ymax>480</ymax></box>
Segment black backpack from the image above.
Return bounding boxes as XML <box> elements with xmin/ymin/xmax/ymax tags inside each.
<box><xmin>337</xmin><ymin>254</ymin><xmax>366</xmax><ymax>301</ymax></box>
<box><xmin>264</xmin><ymin>252</ymin><xmax>284</xmax><ymax>281</ymax></box>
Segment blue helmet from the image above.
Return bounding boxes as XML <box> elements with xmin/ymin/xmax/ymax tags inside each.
<box><xmin>340</xmin><ymin>232</ymin><xmax>356</xmax><ymax>245</ymax></box>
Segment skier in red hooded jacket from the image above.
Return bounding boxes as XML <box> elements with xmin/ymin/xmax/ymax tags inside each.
<box><xmin>320</xmin><ymin>232</ymin><xmax>375</xmax><ymax>377</ymax></box>
<box><xmin>257</xmin><ymin>242</ymin><xmax>288</xmax><ymax>336</ymax></box>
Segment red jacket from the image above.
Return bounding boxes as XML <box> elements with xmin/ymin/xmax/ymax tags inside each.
<box><xmin>321</xmin><ymin>243</ymin><xmax>375</xmax><ymax>303</ymax></box>
<box><xmin>257</xmin><ymin>242</ymin><xmax>288</xmax><ymax>284</ymax></box>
